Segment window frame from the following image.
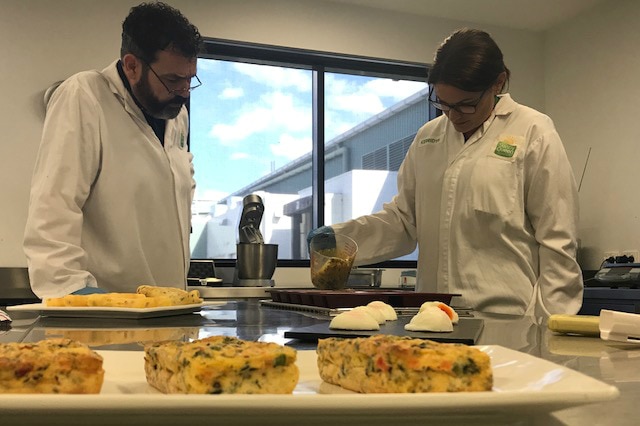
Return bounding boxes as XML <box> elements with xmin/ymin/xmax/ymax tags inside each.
<box><xmin>196</xmin><ymin>38</ymin><xmax>431</xmax><ymax>269</ymax></box>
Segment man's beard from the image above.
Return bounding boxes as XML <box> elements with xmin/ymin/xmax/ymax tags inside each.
<box><xmin>134</xmin><ymin>71</ymin><xmax>188</xmax><ymax>120</ymax></box>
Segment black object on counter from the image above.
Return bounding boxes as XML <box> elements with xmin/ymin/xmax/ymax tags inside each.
<box><xmin>268</xmin><ymin>289</ymin><xmax>460</xmax><ymax>309</ymax></box>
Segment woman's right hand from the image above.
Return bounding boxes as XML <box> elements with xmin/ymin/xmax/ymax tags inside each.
<box><xmin>307</xmin><ymin>226</ymin><xmax>335</xmax><ymax>252</ymax></box>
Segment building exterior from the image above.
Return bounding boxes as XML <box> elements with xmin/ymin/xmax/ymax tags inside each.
<box><xmin>191</xmin><ymin>87</ymin><xmax>432</xmax><ymax>260</ymax></box>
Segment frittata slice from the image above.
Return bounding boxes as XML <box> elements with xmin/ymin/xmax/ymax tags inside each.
<box><xmin>144</xmin><ymin>336</ymin><xmax>299</xmax><ymax>394</ymax></box>
<box><xmin>136</xmin><ymin>285</ymin><xmax>202</xmax><ymax>305</ymax></box>
<box><xmin>45</xmin><ymin>286</ymin><xmax>201</xmax><ymax>308</ymax></box>
<box><xmin>0</xmin><ymin>338</ymin><xmax>104</xmax><ymax>394</ymax></box>
<box><xmin>317</xmin><ymin>335</ymin><xmax>492</xmax><ymax>393</ymax></box>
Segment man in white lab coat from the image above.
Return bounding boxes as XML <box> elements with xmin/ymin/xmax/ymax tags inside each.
<box><xmin>23</xmin><ymin>2</ymin><xmax>201</xmax><ymax>298</ymax></box>
<box><xmin>310</xmin><ymin>29</ymin><xmax>583</xmax><ymax>317</ymax></box>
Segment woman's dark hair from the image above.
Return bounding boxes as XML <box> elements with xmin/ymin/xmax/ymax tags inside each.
<box><xmin>427</xmin><ymin>28</ymin><xmax>510</xmax><ymax>92</ymax></box>
<box><xmin>120</xmin><ymin>2</ymin><xmax>202</xmax><ymax>63</ymax></box>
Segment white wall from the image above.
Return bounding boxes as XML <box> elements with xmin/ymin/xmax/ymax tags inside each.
<box><xmin>0</xmin><ymin>0</ymin><xmax>546</xmax><ymax>266</ymax></box>
<box><xmin>545</xmin><ymin>0</ymin><xmax>640</xmax><ymax>269</ymax></box>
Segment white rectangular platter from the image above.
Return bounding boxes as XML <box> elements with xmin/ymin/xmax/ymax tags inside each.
<box><xmin>6</xmin><ymin>303</ymin><xmax>206</xmax><ymax>319</ymax></box>
<box><xmin>0</xmin><ymin>345</ymin><xmax>619</xmax><ymax>426</ymax></box>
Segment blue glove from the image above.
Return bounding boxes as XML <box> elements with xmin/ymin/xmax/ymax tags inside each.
<box><xmin>307</xmin><ymin>225</ymin><xmax>335</xmax><ymax>252</ymax></box>
<box><xmin>72</xmin><ymin>286</ymin><xmax>108</xmax><ymax>295</ymax></box>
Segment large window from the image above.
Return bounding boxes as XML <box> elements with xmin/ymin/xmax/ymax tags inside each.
<box><xmin>189</xmin><ymin>39</ymin><xmax>432</xmax><ymax>266</ymax></box>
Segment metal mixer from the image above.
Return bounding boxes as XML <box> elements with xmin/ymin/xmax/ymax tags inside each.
<box><xmin>234</xmin><ymin>194</ymin><xmax>278</xmax><ymax>287</ymax></box>
<box><xmin>238</xmin><ymin>194</ymin><xmax>265</xmax><ymax>244</ymax></box>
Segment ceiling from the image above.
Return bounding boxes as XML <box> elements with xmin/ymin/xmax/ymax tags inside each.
<box><xmin>325</xmin><ymin>0</ymin><xmax>606</xmax><ymax>31</ymax></box>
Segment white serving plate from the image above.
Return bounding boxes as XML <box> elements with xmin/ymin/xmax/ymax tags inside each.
<box><xmin>6</xmin><ymin>302</ymin><xmax>208</xmax><ymax>319</ymax></box>
<box><xmin>0</xmin><ymin>346</ymin><xmax>619</xmax><ymax>425</ymax></box>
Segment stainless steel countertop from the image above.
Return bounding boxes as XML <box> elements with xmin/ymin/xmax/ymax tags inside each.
<box><xmin>1</xmin><ymin>301</ymin><xmax>638</xmax><ymax>425</ymax></box>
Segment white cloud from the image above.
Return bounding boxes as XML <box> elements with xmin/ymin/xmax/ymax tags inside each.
<box><xmin>206</xmin><ymin>71</ymin><xmax>426</xmax><ymax>155</ymax></box>
<box><xmin>364</xmin><ymin>79</ymin><xmax>427</xmax><ymax>101</ymax></box>
<box><xmin>196</xmin><ymin>58</ymin><xmax>219</xmax><ymax>72</ymax></box>
<box><xmin>330</xmin><ymin>92</ymin><xmax>384</xmax><ymax>115</ymax></box>
<box><xmin>325</xmin><ymin>74</ymin><xmax>426</xmax><ymax>115</ymax></box>
<box><xmin>231</xmin><ymin>152</ymin><xmax>249</xmax><ymax>160</ymax></box>
<box><xmin>322</xmin><ymin>76</ymin><xmax>427</xmax><ymax>138</ymax></box>
<box><xmin>220</xmin><ymin>87</ymin><xmax>244</xmax><ymax>99</ymax></box>
<box><xmin>209</xmin><ymin>91</ymin><xmax>310</xmax><ymax>146</ymax></box>
<box><xmin>325</xmin><ymin>75</ymin><xmax>381</xmax><ymax>115</ymax></box>
<box><xmin>210</xmin><ymin>109</ymin><xmax>272</xmax><ymax>144</ymax></box>
<box><xmin>233</xmin><ymin>62</ymin><xmax>311</xmax><ymax>92</ymax></box>
<box><xmin>266</xmin><ymin>92</ymin><xmax>309</xmax><ymax>132</ymax></box>
<box><xmin>325</xmin><ymin>114</ymin><xmax>356</xmax><ymax>141</ymax></box>
<box><xmin>270</xmin><ymin>134</ymin><xmax>312</xmax><ymax>160</ymax></box>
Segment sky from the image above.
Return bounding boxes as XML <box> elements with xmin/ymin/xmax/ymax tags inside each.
<box><xmin>189</xmin><ymin>58</ymin><xmax>427</xmax><ymax>202</ymax></box>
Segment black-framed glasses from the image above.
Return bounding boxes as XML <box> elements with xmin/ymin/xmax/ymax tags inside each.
<box><xmin>143</xmin><ymin>60</ymin><xmax>202</xmax><ymax>95</ymax></box>
<box><xmin>428</xmin><ymin>86</ymin><xmax>488</xmax><ymax>114</ymax></box>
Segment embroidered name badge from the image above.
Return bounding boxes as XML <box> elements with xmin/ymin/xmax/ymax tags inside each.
<box><xmin>494</xmin><ymin>135</ymin><xmax>519</xmax><ymax>158</ymax></box>
<box><xmin>419</xmin><ymin>137</ymin><xmax>440</xmax><ymax>145</ymax></box>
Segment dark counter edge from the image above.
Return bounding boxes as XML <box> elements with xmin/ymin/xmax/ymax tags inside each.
<box><xmin>4</xmin><ymin>269</ymin><xmax>640</xmax><ymax>315</ymax></box>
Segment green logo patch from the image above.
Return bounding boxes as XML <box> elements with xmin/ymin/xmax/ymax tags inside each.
<box><xmin>419</xmin><ymin>137</ymin><xmax>440</xmax><ymax>145</ymax></box>
<box><xmin>494</xmin><ymin>140</ymin><xmax>516</xmax><ymax>158</ymax></box>
<box><xmin>180</xmin><ymin>134</ymin><xmax>185</xmax><ymax>148</ymax></box>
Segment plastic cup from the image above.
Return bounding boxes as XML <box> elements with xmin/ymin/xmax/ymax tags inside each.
<box><xmin>310</xmin><ymin>234</ymin><xmax>358</xmax><ymax>290</ymax></box>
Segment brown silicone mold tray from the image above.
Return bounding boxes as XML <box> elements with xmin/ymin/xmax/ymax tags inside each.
<box><xmin>266</xmin><ymin>289</ymin><xmax>459</xmax><ymax>309</ymax></box>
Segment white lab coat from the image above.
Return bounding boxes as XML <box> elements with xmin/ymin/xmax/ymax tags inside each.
<box><xmin>24</xmin><ymin>60</ymin><xmax>195</xmax><ymax>299</ymax></box>
<box><xmin>333</xmin><ymin>94</ymin><xmax>583</xmax><ymax>316</ymax></box>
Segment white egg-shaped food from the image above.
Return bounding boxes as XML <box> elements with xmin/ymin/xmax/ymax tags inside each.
<box><xmin>405</xmin><ymin>306</ymin><xmax>453</xmax><ymax>332</ymax></box>
<box><xmin>366</xmin><ymin>300</ymin><xmax>398</xmax><ymax>321</ymax></box>
<box><xmin>351</xmin><ymin>305</ymin><xmax>386</xmax><ymax>324</ymax></box>
<box><xmin>329</xmin><ymin>310</ymin><xmax>380</xmax><ymax>330</ymax></box>
<box><xmin>418</xmin><ymin>301</ymin><xmax>459</xmax><ymax>324</ymax></box>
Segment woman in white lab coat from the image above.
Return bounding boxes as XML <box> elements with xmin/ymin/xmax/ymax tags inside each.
<box><xmin>23</xmin><ymin>3</ymin><xmax>200</xmax><ymax>299</ymax></box>
<box><xmin>311</xmin><ymin>28</ymin><xmax>583</xmax><ymax>317</ymax></box>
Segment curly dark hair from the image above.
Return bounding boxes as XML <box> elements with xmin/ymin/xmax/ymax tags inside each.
<box><xmin>120</xmin><ymin>2</ymin><xmax>202</xmax><ymax>63</ymax></box>
<box><xmin>427</xmin><ymin>28</ymin><xmax>510</xmax><ymax>93</ymax></box>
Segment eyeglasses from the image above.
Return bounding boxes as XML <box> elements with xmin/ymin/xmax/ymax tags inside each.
<box><xmin>143</xmin><ymin>60</ymin><xmax>202</xmax><ymax>95</ymax></box>
<box><xmin>428</xmin><ymin>86</ymin><xmax>488</xmax><ymax>114</ymax></box>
